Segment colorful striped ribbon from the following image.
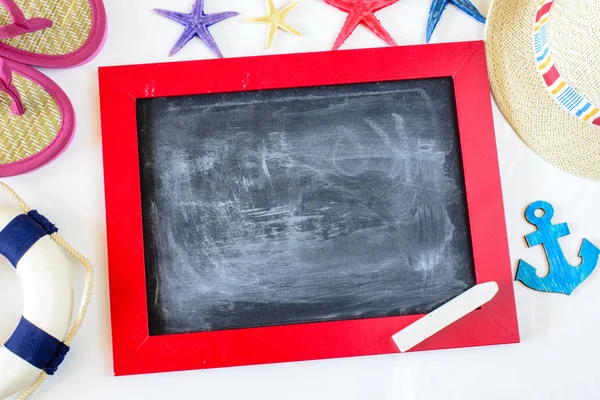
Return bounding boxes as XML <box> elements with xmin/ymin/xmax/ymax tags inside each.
<box><xmin>534</xmin><ymin>0</ymin><xmax>600</xmax><ymax>126</ymax></box>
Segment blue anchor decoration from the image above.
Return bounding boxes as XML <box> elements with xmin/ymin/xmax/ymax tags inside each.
<box><xmin>516</xmin><ymin>201</ymin><xmax>600</xmax><ymax>295</ymax></box>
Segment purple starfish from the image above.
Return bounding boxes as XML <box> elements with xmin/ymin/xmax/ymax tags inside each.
<box><xmin>155</xmin><ymin>0</ymin><xmax>238</xmax><ymax>58</ymax></box>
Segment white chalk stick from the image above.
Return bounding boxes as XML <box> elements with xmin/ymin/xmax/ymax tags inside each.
<box><xmin>392</xmin><ymin>281</ymin><xmax>499</xmax><ymax>352</ymax></box>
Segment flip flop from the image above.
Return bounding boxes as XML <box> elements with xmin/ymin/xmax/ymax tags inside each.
<box><xmin>0</xmin><ymin>56</ymin><xmax>74</xmax><ymax>177</ymax></box>
<box><xmin>0</xmin><ymin>0</ymin><xmax>107</xmax><ymax>68</ymax></box>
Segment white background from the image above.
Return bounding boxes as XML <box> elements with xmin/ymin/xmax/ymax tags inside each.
<box><xmin>2</xmin><ymin>0</ymin><xmax>600</xmax><ymax>399</ymax></box>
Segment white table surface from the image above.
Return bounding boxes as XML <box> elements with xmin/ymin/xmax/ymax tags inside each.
<box><xmin>2</xmin><ymin>0</ymin><xmax>600</xmax><ymax>399</ymax></box>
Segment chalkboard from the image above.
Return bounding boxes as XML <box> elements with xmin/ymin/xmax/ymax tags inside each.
<box><xmin>136</xmin><ymin>78</ymin><xmax>476</xmax><ymax>336</ymax></box>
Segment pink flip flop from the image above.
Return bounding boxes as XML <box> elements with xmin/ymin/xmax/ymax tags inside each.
<box><xmin>0</xmin><ymin>0</ymin><xmax>107</xmax><ymax>68</ymax></box>
<box><xmin>0</xmin><ymin>56</ymin><xmax>74</xmax><ymax>176</ymax></box>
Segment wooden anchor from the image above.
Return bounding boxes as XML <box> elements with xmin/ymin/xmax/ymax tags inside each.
<box><xmin>516</xmin><ymin>201</ymin><xmax>600</xmax><ymax>295</ymax></box>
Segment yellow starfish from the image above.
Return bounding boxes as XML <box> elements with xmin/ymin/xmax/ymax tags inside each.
<box><xmin>246</xmin><ymin>0</ymin><xmax>301</xmax><ymax>49</ymax></box>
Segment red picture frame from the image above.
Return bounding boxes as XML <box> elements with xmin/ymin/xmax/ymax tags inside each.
<box><xmin>99</xmin><ymin>41</ymin><xmax>519</xmax><ymax>377</ymax></box>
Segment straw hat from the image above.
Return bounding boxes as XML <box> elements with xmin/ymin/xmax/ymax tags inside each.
<box><xmin>486</xmin><ymin>0</ymin><xmax>600</xmax><ymax>180</ymax></box>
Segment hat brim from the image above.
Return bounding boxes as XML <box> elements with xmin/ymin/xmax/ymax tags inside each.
<box><xmin>485</xmin><ymin>0</ymin><xmax>600</xmax><ymax>181</ymax></box>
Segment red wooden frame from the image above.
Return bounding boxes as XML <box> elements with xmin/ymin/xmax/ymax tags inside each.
<box><xmin>99</xmin><ymin>41</ymin><xmax>519</xmax><ymax>377</ymax></box>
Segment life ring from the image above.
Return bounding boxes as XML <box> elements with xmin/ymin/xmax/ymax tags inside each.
<box><xmin>0</xmin><ymin>183</ymin><xmax>93</xmax><ymax>400</ymax></box>
<box><xmin>0</xmin><ymin>207</ymin><xmax>72</xmax><ymax>399</ymax></box>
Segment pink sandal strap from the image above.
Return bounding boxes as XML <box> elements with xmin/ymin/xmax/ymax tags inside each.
<box><xmin>0</xmin><ymin>0</ymin><xmax>52</xmax><ymax>39</ymax></box>
<box><xmin>0</xmin><ymin>57</ymin><xmax>24</xmax><ymax>115</ymax></box>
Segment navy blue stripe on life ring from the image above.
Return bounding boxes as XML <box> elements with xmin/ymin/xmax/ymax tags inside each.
<box><xmin>0</xmin><ymin>211</ymin><xmax>58</xmax><ymax>268</ymax></box>
<box><xmin>4</xmin><ymin>317</ymin><xmax>70</xmax><ymax>375</ymax></box>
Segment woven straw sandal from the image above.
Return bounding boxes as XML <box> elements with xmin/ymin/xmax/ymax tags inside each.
<box><xmin>0</xmin><ymin>56</ymin><xmax>74</xmax><ymax>177</ymax></box>
<box><xmin>0</xmin><ymin>0</ymin><xmax>107</xmax><ymax>68</ymax></box>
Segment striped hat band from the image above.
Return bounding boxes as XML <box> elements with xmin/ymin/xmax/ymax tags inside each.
<box><xmin>533</xmin><ymin>0</ymin><xmax>600</xmax><ymax>127</ymax></box>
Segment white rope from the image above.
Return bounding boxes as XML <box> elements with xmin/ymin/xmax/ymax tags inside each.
<box><xmin>0</xmin><ymin>182</ymin><xmax>93</xmax><ymax>400</ymax></box>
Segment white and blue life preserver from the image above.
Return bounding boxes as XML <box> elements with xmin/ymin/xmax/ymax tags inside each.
<box><xmin>0</xmin><ymin>207</ymin><xmax>73</xmax><ymax>399</ymax></box>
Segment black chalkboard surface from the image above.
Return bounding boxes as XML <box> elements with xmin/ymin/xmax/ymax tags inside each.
<box><xmin>136</xmin><ymin>77</ymin><xmax>476</xmax><ymax>336</ymax></box>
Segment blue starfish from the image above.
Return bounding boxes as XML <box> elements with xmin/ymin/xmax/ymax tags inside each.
<box><xmin>426</xmin><ymin>0</ymin><xmax>486</xmax><ymax>43</ymax></box>
<box><xmin>155</xmin><ymin>0</ymin><xmax>238</xmax><ymax>58</ymax></box>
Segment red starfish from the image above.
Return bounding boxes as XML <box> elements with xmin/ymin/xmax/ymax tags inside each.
<box><xmin>324</xmin><ymin>0</ymin><xmax>399</xmax><ymax>50</ymax></box>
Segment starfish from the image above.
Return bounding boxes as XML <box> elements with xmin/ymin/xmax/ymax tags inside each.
<box><xmin>324</xmin><ymin>0</ymin><xmax>399</xmax><ymax>51</ymax></box>
<box><xmin>155</xmin><ymin>0</ymin><xmax>238</xmax><ymax>58</ymax></box>
<box><xmin>426</xmin><ymin>0</ymin><xmax>485</xmax><ymax>43</ymax></box>
<box><xmin>246</xmin><ymin>0</ymin><xmax>301</xmax><ymax>49</ymax></box>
